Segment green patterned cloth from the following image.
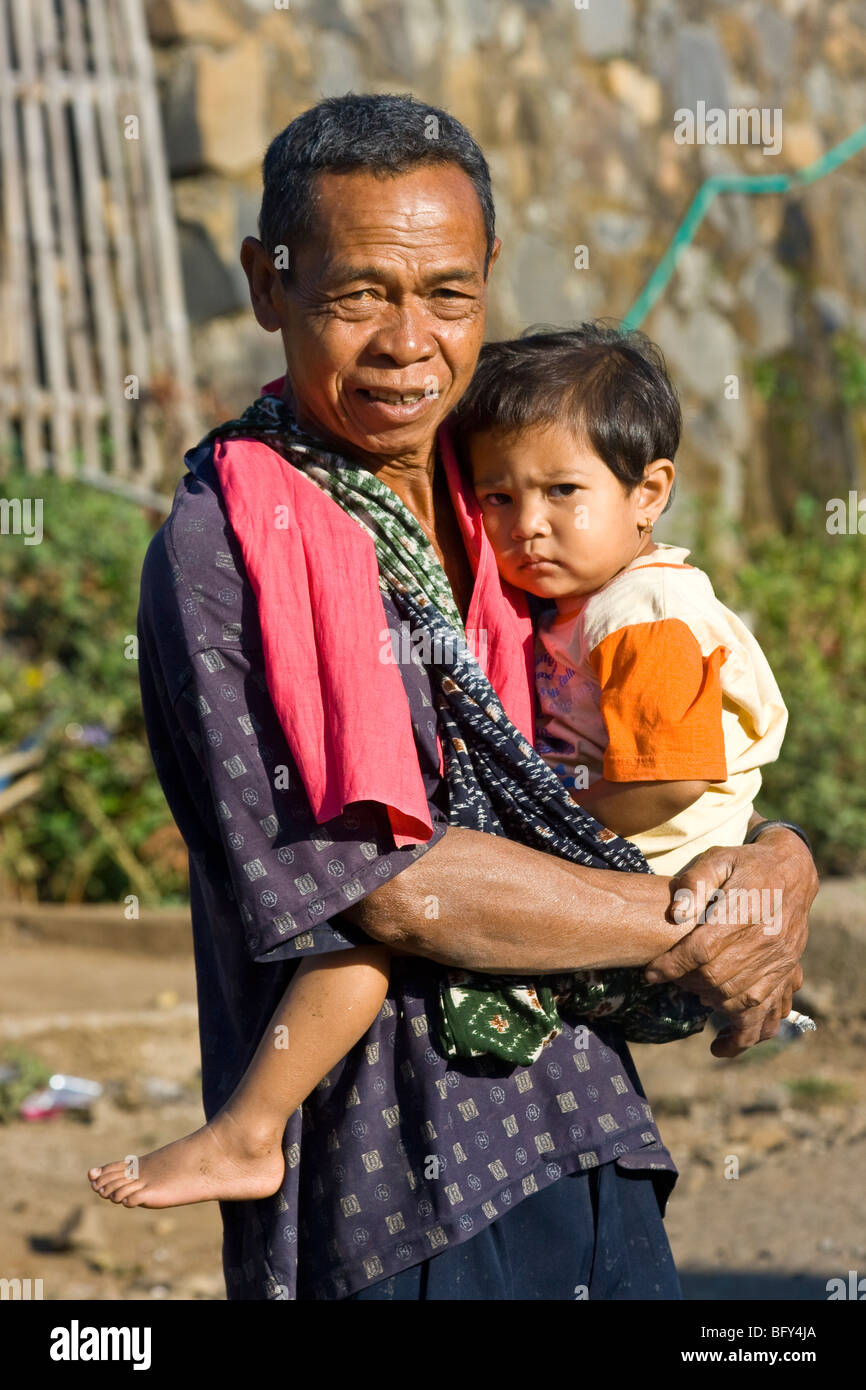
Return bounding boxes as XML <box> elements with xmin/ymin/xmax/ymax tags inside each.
<box><xmin>202</xmin><ymin>394</ymin><xmax>709</xmax><ymax>1066</ymax></box>
<box><xmin>438</xmin><ymin>975</ymin><xmax>563</xmax><ymax>1062</ymax></box>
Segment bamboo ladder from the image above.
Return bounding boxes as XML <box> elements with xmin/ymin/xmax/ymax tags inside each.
<box><xmin>0</xmin><ymin>0</ymin><xmax>197</xmax><ymax>494</ymax></box>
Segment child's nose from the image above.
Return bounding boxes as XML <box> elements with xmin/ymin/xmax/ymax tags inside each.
<box><xmin>512</xmin><ymin>503</ymin><xmax>549</xmax><ymax>539</ymax></box>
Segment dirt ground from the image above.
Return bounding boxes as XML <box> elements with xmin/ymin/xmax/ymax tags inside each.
<box><xmin>1</xmin><ymin>880</ymin><xmax>864</xmax><ymax>1302</ymax></box>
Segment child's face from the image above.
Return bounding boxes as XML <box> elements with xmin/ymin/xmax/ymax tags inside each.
<box><xmin>469</xmin><ymin>421</ymin><xmax>652</xmax><ymax>609</ymax></box>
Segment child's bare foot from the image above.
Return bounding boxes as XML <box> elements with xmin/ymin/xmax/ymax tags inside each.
<box><xmin>87</xmin><ymin>1108</ymin><xmax>285</xmax><ymax>1209</ymax></box>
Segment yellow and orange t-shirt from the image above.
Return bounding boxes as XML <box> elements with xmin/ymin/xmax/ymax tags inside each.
<box><xmin>534</xmin><ymin>544</ymin><xmax>789</xmax><ymax>874</ymax></box>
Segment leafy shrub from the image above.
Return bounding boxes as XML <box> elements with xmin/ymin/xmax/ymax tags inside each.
<box><xmin>0</xmin><ymin>1048</ymin><xmax>51</xmax><ymax>1124</ymax></box>
<box><xmin>692</xmin><ymin>494</ymin><xmax>866</xmax><ymax>876</ymax></box>
<box><xmin>0</xmin><ymin>470</ymin><xmax>187</xmax><ymax>904</ymax></box>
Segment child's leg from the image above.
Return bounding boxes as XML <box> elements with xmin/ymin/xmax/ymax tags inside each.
<box><xmin>87</xmin><ymin>944</ymin><xmax>390</xmax><ymax>1209</ymax></box>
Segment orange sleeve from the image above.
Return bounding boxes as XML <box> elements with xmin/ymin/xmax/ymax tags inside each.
<box><xmin>588</xmin><ymin>619</ymin><xmax>728</xmax><ymax>782</ymax></box>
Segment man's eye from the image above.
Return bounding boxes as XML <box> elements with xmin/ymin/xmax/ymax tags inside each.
<box><xmin>340</xmin><ymin>288</ymin><xmax>378</xmax><ymax>301</ymax></box>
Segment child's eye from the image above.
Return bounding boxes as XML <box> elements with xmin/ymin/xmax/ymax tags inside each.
<box><xmin>480</xmin><ymin>492</ymin><xmax>511</xmax><ymax>507</ymax></box>
<box><xmin>550</xmin><ymin>484</ymin><xmax>579</xmax><ymax>498</ymax></box>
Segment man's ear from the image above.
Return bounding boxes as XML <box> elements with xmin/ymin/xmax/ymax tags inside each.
<box><xmin>485</xmin><ymin>236</ymin><xmax>502</xmax><ymax>280</ymax></box>
<box><xmin>240</xmin><ymin>236</ymin><xmax>283</xmax><ymax>334</ymax></box>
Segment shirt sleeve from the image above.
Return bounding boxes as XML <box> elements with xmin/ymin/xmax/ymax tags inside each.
<box><xmin>137</xmin><ymin>462</ymin><xmax>448</xmax><ymax>966</ymax></box>
<box><xmin>587</xmin><ymin>619</ymin><xmax>729</xmax><ymax>783</ymax></box>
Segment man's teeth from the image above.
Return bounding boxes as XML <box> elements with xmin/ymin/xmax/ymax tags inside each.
<box><xmin>365</xmin><ymin>390</ymin><xmax>424</xmax><ymax>403</ymax></box>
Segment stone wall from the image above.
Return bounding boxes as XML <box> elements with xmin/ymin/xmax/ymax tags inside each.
<box><xmin>147</xmin><ymin>0</ymin><xmax>866</xmax><ymax>535</ymax></box>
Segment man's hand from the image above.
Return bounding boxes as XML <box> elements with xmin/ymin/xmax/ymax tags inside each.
<box><xmin>644</xmin><ymin>827</ymin><xmax>818</xmax><ymax>1058</ymax></box>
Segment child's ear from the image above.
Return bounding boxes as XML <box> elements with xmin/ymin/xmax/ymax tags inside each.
<box><xmin>640</xmin><ymin>458</ymin><xmax>676</xmax><ymax>520</ymax></box>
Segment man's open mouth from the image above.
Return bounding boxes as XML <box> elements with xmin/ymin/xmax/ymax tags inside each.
<box><xmin>357</xmin><ymin>388</ymin><xmax>428</xmax><ymax>404</ymax></box>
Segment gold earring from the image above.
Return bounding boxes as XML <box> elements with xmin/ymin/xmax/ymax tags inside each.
<box><xmin>640</xmin><ymin>519</ymin><xmax>654</xmax><ymax>535</ymax></box>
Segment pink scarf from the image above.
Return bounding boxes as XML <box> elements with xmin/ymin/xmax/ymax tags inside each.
<box><xmin>211</xmin><ymin>378</ymin><xmax>535</xmax><ymax>847</ymax></box>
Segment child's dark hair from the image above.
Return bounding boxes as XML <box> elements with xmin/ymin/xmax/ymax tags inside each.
<box><xmin>453</xmin><ymin>320</ymin><xmax>681</xmax><ymax>498</ymax></box>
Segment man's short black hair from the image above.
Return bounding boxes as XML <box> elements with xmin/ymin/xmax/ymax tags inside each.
<box><xmin>453</xmin><ymin>321</ymin><xmax>682</xmax><ymax>497</ymax></box>
<box><xmin>259</xmin><ymin>92</ymin><xmax>496</xmax><ymax>279</ymax></box>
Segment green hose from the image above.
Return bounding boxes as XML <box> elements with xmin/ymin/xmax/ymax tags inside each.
<box><xmin>622</xmin><ymin>123</ymin><xmax>866</xmax><ymax>330</ymax></box>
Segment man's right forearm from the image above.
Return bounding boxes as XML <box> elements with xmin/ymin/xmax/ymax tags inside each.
<box><xmin>341</xmin><ymin>825</ymin><xmax>688</xmax><ymax>974</ymax></box>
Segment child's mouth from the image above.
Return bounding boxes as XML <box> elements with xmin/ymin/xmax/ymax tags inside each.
<box><xmin>519</xmin><ymin>556</ymin><xmax>558</xmax><ymax>571</ymax></box>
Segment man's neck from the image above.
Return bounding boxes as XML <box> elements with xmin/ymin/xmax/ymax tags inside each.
<box><xmin>373</xmin><ymin>455</ymin><xmax>441</xmax><ymax>535</ymax></box>
<box><xmin>282</xmin><ymin>380</ymin><xmax>439</xmax><ymax>527</ymax></box>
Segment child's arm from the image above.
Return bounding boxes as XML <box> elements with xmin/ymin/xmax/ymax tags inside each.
<box><xmin>570</xmin><ymin>777</ymin><xmax>711</xmax><ymax>838</ymax></box>
<box><xmin>228</xmin><ymin>944</ymin><xmax>392</xmax><ymax>1130</ymax></box>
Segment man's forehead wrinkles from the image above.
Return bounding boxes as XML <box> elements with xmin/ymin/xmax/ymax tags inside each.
<box><xmin>321</xmin><ymin>226</ymin><xmax>477</xmax><ymax>258</ymax></box>
<box><xmin>316</xmin><ymin>243</ymin><xmax>483</xmax><ymax>285</ymax></box>
<box><xmin>317</xmin><ymin>192</ymin><xmax>476</xmax><ymax>235</ymax></box>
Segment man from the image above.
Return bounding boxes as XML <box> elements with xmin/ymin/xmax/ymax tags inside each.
<box><xmin>136</xmin><ymin>93</ymin><xmax>816</xmax><ymax>1300</ymax></box>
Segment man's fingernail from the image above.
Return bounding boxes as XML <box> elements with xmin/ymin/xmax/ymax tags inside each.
<box><xmin>645</xmin><ymin>970</ymin><xmax>662</xmax><ymax>983</ymax></box>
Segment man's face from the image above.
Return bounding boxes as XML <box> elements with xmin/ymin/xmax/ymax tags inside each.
<box><xmin>243</xmin><ymin>163</ymin><xmax>500</xmax><ymax>468</ymax></box>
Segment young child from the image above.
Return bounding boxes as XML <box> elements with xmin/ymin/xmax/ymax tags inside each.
<box><xmin>452</xmin><ymin>321</ymin><xmax>789</xmax><ymax>881</ymax></box>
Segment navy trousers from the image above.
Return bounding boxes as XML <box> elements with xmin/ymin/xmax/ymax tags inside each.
<box><xmin>342</xmin><ymin>1161</ymin><xmax>682</xmax><ymax>1301</ymax></box>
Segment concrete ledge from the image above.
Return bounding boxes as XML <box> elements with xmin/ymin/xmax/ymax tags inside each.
<box><xmin>0</xmin><ymin>903</ymin><xmax>193</xmax><ymax>957</ymax></box>
<box><xmin>800</xmin><ymin>877</ymin><xmax>866</xmax><ymax>1013</ymax></box>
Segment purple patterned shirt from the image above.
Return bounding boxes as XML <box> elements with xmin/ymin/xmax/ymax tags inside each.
<box><xmin>136</xmin><ymin>442</ymin><xmax>677</xmax><ymax>1300</ymax></box>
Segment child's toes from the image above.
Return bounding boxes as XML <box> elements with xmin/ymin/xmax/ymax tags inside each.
<box><xmin>96</xmin><ymin>1170</ymin><xmax>136</xmax><ymax>1198</ymax></box>
<box><xmin>93</xmin><ymin>1159</ymin><xmax>128</xmax><ymax>1183</ymax></box>
<box><xmin>108</xmin><ymin>1179</ymin><xmax>145</xmax><ymax>1205</ymax></box>
<box><xmin>120</xmin><ymin>1188</ymin><xmax>148</xmax><ymax>1208</ymax></box>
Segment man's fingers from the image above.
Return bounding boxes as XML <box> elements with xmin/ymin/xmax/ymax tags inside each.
<box><xmin>653</xmin><ymin>932</ymin><xmax>778</xmax><ymax>999</ymax></box>
<box><xmin>711</xmin><ymin>1011</ymin><xmax>770</xmax><ymax>1057</ymax></box>
<box><xmin>711</xmin><ymin>1024</ymin><xmax>758</xmax><ymax>1059</ymax></box>
<box><xmin>664</xmin><ymin>927</ymin><xmax>801</xmax><ymax>1008</ymax></box>
<box><xmin>712</xmin><ymin>961</ymin><xmax>802</xmax><ymax>1015</ymax></box>
<box><xmin>759</xmin><ymin>1002</ymin><xmax>783</xmax><ymax>1041</ymax></box>
<box><xmin>646</xmin><ymin>922</ymin><xmax>751</xmax><ymax>984</ymax></box>
<box><xmin>668</xmin><ymin>846</ymin><xmax>737</xmax><ymax>915</ymax></box>
<box><xmin>709</xmin><ymin>981</ymin><xmax>794</xmax><ymax>1057</ymax></box>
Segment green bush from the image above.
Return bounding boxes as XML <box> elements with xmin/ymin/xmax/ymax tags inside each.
<box><xmin>0</xmin><ymin>1047</ymin><xmax>51</xmax><ymax>1124</ymax></box>
<box><xmin>0</xmin><ymin>470</ymin><xmax>187</xmax><ymax>904</ymax></box>
<box><xmin>691</xmin><ymin>494</ymin><xmax>866</xmax><ymax>876</ymax></box>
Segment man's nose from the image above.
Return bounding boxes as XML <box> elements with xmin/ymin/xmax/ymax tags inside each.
<box><xmin>368</xmin><ymin>301</ymin><xmax>436</xmax><ymax>365</ymax></box>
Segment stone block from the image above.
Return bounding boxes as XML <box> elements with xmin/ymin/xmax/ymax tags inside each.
<box><xmin>162</xmin><ymin>38</ymin><xmax>267</xmax><ymax>177</ymax></box>
<box><xmin>652</xmin><ymin>304</ymin><xmax>741</xmax><ymax>400</ymax></box>
<box><xmin>575</xmin><ymin>0</ymin><xmax>635</xmax><ymax>60</ymax></box>
<box><xmin>782</xmin><ymin>123</ymin><xmax>824</xmax><ymax>171</ymax></box>
<box><xmin>676</xmin><ymin>24</ymin><xmax>731</xmax><ymax>114</ymax></box>
<box><xmin>192</xmin><ymin>313</ymin><xmax>285</xmax><ymax>419</ymax></box>
<box><xmin>606</xmin><ymin>60</ymin><xmax>662</xmax><ymax>126</ymax></box>
<box><xmin>178</xmin><ymin>220</ymin><xmax>243</xmax><ymax>324</ymax></box>
<box><xmin>311</xmin><ymin>31</ymin><xmax>364</xmax><ymax>99</ymax></box>
<box><xmin>591</xmin><ymin>208</ymin><xmax>649</xmax><ymax>256</ymax></box>
<box><xmin>738</xmin><ymin>255</ymin><xmax>795</xmax><ymax>355</ymax></box>
<box><xmin>753</xmin><ymin>5</ymin><xmax>795</xmax><ymax>86</ymax></box>
<box><xmin>172</xmin><ymin>175</ymin><xmax>258</xmax><ymax>321</ymax></box>
<box><xmin>146</xmin><ymin>0</ymin><xmax>244</xmax><ymax>47</ymax></box>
